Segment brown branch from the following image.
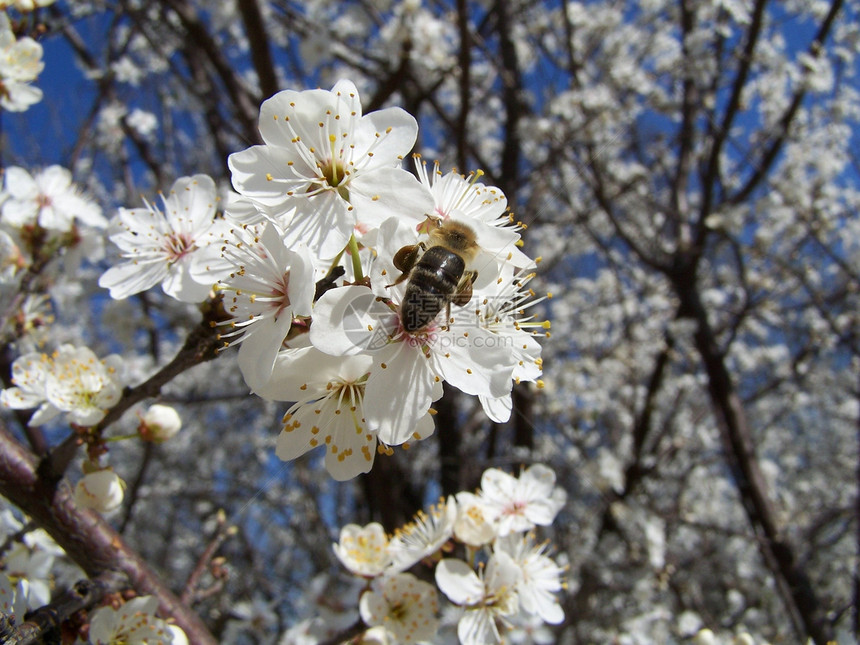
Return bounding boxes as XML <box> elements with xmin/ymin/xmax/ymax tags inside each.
<box><xmin>671</xmin><ymin>268</ymin><xmax>835</xmax><ymax>644</ymax></box>
<box><xmin>236</xmin><ymin>0</ymin><xmax>279</xmax><ymax>100</ymax></box>
<box><xmin>0</xmin><ymin>423</ymin><xmax>217</xmax><ymax>645</ymax></box>
<box><xmin>699</xmin><ymin>0</ymin><xmax>767</xmax><ymax>218</ymax></box>
<box><xmin>180</xmin><ymin>511</ymin><xmax>235</xmax><ymax>606</ymax></box>
<box><xmin>455</xmin><ymin>0</ymin><xmax>471</xmax><ymax>170</ymax></box>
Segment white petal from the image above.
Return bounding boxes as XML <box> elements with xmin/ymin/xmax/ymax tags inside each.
<box><xmin>99</xmin><ymin>261</ymin><xmax>166</xmax><ymax>300</ymax></box>
<box><xmin>479</xmin><ymin>393</ymin><xmax>512</xmax><ymax>423</ymax></box>
<box><xmin>434</xmin><ymin>559</ymin><xmax>484</xmax><ymax>605</ymax></box>
<box><xmin>431</xmin><ymin>324</ymin><xmax>513</xmax><ymax>398</ymax></box>
<box><xmin>237</xmin><ymin>314</ymin><xmax>294</xmax><ymax>391</ymax></box>
<box><xmin>365</xmin><ymin>345</ymin><xmax>435</xmax><ymax>446</ymax></box>
<box><xmin>458</xmin><ymin>608</ymin><xmax>502</xmax><ymax>645</ymax></box>
<box><xmin>349</xmin><ymin>169</ymin><xmax>434</xmax><ymax>229</ymax></box>
<box><xmin>310</xmin><ymin>286</ymin><xmax>397</xmax><ymax>357</ymax></box>
<box><xmin>282</xmin><ymin>194</ymin><xmax>353</xmax><ymax>264</ymax></box>
<box><xmin>228</xmin><ymin>145</ymin><xmax>306</xmax><ymax>207</ymax></box>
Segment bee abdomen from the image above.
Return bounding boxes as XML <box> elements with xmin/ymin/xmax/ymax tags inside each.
<box><xmin>401</xmin><ymin>247</ymin><xmax>466</xmax><ymax>332</ymax></box>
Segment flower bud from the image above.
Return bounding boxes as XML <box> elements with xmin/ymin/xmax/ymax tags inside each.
<box><xmin>74</xmin><ymin>469</ymin><xmax>124</xmax><ymax>514</ymax></box>
<box><xmin>139</xmin><ymin>404</ymin><xmax>182</xmax><ymax>443</ymax></box>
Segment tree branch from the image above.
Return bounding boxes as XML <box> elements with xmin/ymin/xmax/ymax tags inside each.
<box><xmin>236</xmin><ymin>0</ymin><xmax>279</xmax><ymax>100</ymax></box>
<box><xmin>671</xmin><ymin>269</ymin><xmax>835</xmax><ymax>644</ymax></box>
<box><xmin>0</xmin><ymin>424</ymin><xmax>218</xmax><ymax>645</ymax></box>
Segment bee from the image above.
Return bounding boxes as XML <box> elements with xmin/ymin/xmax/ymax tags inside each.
<box><xmin>390</xmin><ymin>219</ymin><xmax>480</xmax><ymax>332</ymax></box>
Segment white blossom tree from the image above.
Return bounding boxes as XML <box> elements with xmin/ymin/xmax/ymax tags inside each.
<box><xmin>0</xmin><ymin>1</ymin><xmax>856</xmax><ymax>644</ymax></box>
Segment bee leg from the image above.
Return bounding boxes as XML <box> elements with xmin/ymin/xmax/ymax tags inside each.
<box><xmin>451</xmin><ymin>271</ymin><xmax>476</xmax><ymax>307</ymax></box>
<box><xmin>387</xmin><ymin>244</ymin><xmax>423</xmax><ymax>288</ymax></box>
<box><xmin>393</xmin><ymin>244</ymin><xmax>422</xmax><ymax>272</ymax></box>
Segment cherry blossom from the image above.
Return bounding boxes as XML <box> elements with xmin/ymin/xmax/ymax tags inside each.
<box><xmin>73</xmin><ymin>469</ymin><xmax>125</xmax><ymax>514</ymax></box>
<box><xmin>494</xmin><ymin>533</ymin><xmax>565</xmax><ymax>624</ymax></box>
<box><xmin>228</xmin><ymin>79</ymin><xmax>433</xmax><ymax>258</ymax></box>
<box><xmin>1</xmin><ymin>165</ymin><xmax>105</xmax><ymax>233</ymax></box>
<box><xmin>99</xmin><ymin>174</ymin><xmax>230</xmax><ymax>302</ymax></box>
<box><xmin>387</xmin><ymin>497</ymin><xmax>457</xmax><ymax>573</ymax></box>
<box><xmin>435</xmin><ymin>552</ymin><xmax>522</xmax><ymax>645</ymax></box>
<box><xmin>332</xmin><ymin>522</ymin><xmax>391</xmax><ymax>577</ymax></box>
<box><xmin>359</xmin><ymin>573</ymin><xmax>440</xmax><ymax>644</ymax></box>
<box><xmin>210</xmin><ymin>222</ymin><xmax>316</xmax><ymax>391</ymax></box>
<box><xmin>0</xmin><ymin>12</ymin><xmax>43</xmax><ymax>111</ymax></box>
<box><xmin>88</xmin><ymin>595</ymin><xmax>186</xmax><ymax>645</ymax></box>
<box><xmin>1</xmin><ymin>345</ymin><xmax>123</xmax><ymax>427</ymax></box>
<box><xmin>138</xmin><ymin>404</ymin><xmax>182</xmax><ymax>443</ymax></box>
<box><xmin>478</xmin><ymin>465</ymin><xmax>566</xmax><ymax>537</ymax></box>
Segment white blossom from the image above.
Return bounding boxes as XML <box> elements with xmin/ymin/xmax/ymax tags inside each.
<box><xmin>333</xmin><ymin>522</ymin><xmax>391</xmax><ymax>577</ymax></box>
<box><xmin>228</xmin><ymin>79</ymin><xmax>433</xmax><ymax>259</ymax></box>
<box><xmin>139</xmin><ymin>404</ymin><xmax>182</xmax><ymax>443</ymax></box>
<box><xmin>88</xmin><ymin>595</ymin><xmax>184</xmax><ymax>644</ymax></box>
<box><xmin>435</xmin><ymin>553</ymin><xmax>522</xmax><ymax>645</ymax></box>
<box><xmin>453</xmin><ymin>491</ymin><xmax>498</xmax><ymax>547</ymax></box>
<box><xmin>209</xmin><ymin>222</ymin><xmax>316</xmax><ymax>391</ymax></box>
<box><xmin>387</xmin><ymin>497</ymin><xmax>456</xmax><ymax>573</ymax></box>
<box><xmin>99</xmin><ymin>174</ymin><xmax>230</xmax><ymax>302</ymax></box>
<box><xmin>1</xmin><ymin>345</ymin><xmax>123</xmax><ymax>427</ymax></box>
<box><xmin>0</xmin><ymin>12</ymin><xmax>42</xmax><ymax>111</ymax></box>
<box><xmin>1</xmin><ymin>165</ymin><xmax>106</xmax><ymax>232</ymax></box>
<box><xmin>359</xmin><ymin>573</ymin><xmax>439</xmax><ymax>643</ymax></box>
<box><xmin>478</xmin><ymin>465</ymin><xmax>566</xmax><ymax>537</ymax></box>
<box><xmin>494</xmin><ymin>533</ymin><xmax>565</xmax><ymax>625</ymax></box>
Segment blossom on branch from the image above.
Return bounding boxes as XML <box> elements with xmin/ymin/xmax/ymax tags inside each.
<box><xmin>1</xmin><ymin>165</ymin><xmax>105</xmax><ymax>233</ymax></box>
<box><xmin>99</xmin><ymin>174</ymin><xmax>230</xmax><ymax>302</ymax></box>
<box><xmin>0</xmin><ymin>345</ymin><xmax>123</xmax><ymax>427</ymax></box>
<box><xmin>435</xmin><ymin>552</ymin><xmax>522</xmax><ymax>645</ymax></box>
<box><xmin>88</xmin><ymin>595</ymin><xmax>187</xmax><ymax>645</ymax></box>
<box><xmin>208</xmin><ymin>221</ymin><xmax>316</xmax><ymax>391</ymax></box>
<box><xmin>478</xmin><ymin>464</ymin><xmax>566</xmax><ymax>537</ymax></box>
<box><xmin>73</xmin><ymin>468</ymin><xmax>125</xmax><ymax>515</ymax></box>
<box><xmin>228</xmin><ymin>79</ymin><xmax>433</xmax><ymax>258</ymax></box>
<box><xmin>0</xmin><ymin>12</ymin><xmax>43</xmax><ymax>112</ymax></box>
<box><xmin>359</xmin><ymin>572</ymin><xmax>440</xmax><ymax>644</ymax></box>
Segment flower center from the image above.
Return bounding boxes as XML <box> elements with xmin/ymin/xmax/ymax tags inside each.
<box><xmin>315</xmin><ymin>157</ymin><xmax>350</xmax><ymax>201</ymax></box>
<box><xmin>163</xmin><ymin>231</ymin><xmax>195</xmax><ymax>262</ymax></box>
<box><xmin>389</xmin><ymin>601</ymin><xmax>408</xmax><ymax>621</ymax></box>
<box><xmin>272</xmin><ymin>270</ymin><xmax>292</xmax><ymax>318</ymax></box>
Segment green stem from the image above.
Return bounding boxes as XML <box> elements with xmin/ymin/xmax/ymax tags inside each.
<box><xmin>104</xmin><ymin>433</ymin><xmax>139</xmax><ymax>443</ymax></box>
<box><xmin>348</xmin><ymin>234</ymin><xmax>364</xmax><ymax>282</ymax></box>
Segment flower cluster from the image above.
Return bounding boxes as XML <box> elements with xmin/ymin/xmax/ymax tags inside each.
<box><xmin>0</xmin><ymin>164</ymin><xmax>106</xmax><ymax>310</ymax></box>
<box><xmin>328</xmin><ymin>465</ymin><xmax>567</xmax><ymax>645</ymax></box>
<box><xmin>0</xmin><ymin>344</ymin><xmax>123</xmax><ymax>427</ymax></box>
<box><xmin>94</xmin><ymin>80</ymin><xmax>548</xmax><ymax>480</ymax></box>
<box><xmin>0</xmin><ymin>11</ymin><xmax>43</xmax><ymax>112</ymax></box>
<box><xmin>0</xmin><ymin>506</ymin><xmax>64</xmax><ymax>613</ymax></box>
